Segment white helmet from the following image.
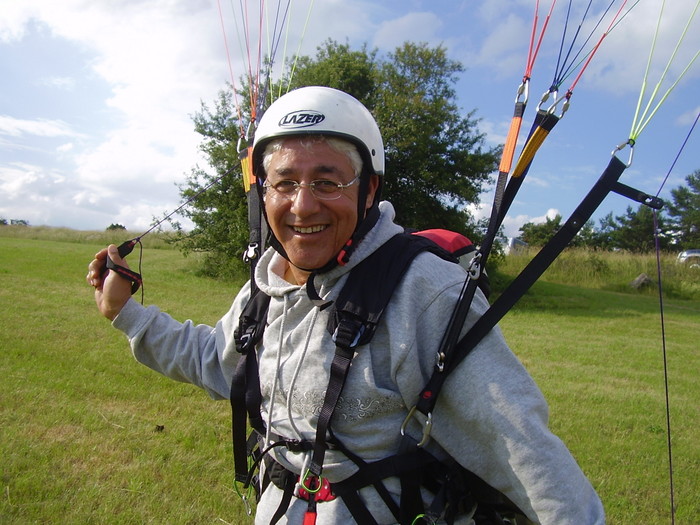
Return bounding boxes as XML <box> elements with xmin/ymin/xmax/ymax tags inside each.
<box><xmin>252</xmin><ymin>86</ymin><xmax>384</xmax><ymax>178</ymax></box>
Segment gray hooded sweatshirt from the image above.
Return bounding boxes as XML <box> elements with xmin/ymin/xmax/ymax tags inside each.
<box><xmin>113</xmin><ymin>202</ymin><xmax>604</xmax><ymax>525</ymax></box>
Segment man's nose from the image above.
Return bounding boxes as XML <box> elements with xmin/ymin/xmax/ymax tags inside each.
<box><xmin>290</xmin><ymin>183</ymin><xmax>321</xmax><ymax>215</ymax></box>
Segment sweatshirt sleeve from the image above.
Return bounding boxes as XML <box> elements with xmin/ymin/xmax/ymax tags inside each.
<box><xmin>111</xmin><ymin>286</ymin><xmax>250</xmax><ymax>400</ymax></box>
<box><xmin>393</xmin><ymin>255</ymin><xmax>605</xmax><ymax>525</ymax></box>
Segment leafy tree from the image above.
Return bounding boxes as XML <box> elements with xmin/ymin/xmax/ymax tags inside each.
<box><xmin>571</xmin><ymin>220</ymin><xmax>599</xmax><ymax>248</ymax></box>
<box><xmin>174</xmin><ymin>41</ymin><xmax>499</xmax><ymax>277</ymax></box>
<box><xmin>0</xmin><ymin>218</ymin><xmax>7</xmax><ymax>226</ymax></box>
<box><xmin>518</xmin><ymin>214</ymin><xmax>562</xmax><ymax>246</ymax></box>
<box><xmin>290</xmin><ymin>41</ymin><xmax>378</xmax><ymax>105</ymax></box>
<box><xmin>372</xmin><ymin>43</ymin><xmax>499</xmax><ymax>234</ymax></box>
<box><xmin>106</xmin><ymin>223</ymin><xmax>126</xmax><ymax>231</ymax></box>
<box><xmin>594</xmin><ymin>212</ymin><xmax>618</xmax><ymax>250</ymax></box>
<box><xmin>290</xmin><ymin>40</ymin><xmax>499</xmax><ymax>235</ymax></box>
<box><xmin>172</xmin><ymin>89</ymin><xmax>250</xmax><ymax>279</ymax></box>
<box><xmin>610</xmin><ymin>205</ymin><xmax>669</xmax><ymax>252</ymax></box>
<box><xmin>666</xmin><ymin>170</ymin><xmax>700</xmax><ymax>248</ymax></box>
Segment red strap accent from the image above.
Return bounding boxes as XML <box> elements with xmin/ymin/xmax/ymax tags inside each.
<box><xmin>336</xmin><ymin>239</ymin><xmax>353</xmax><ymax>266</ymax></box>
<box><xmin>302</xmin><ymin>511</ymin><xmax>317</xmax><ymax>525</ymax></box>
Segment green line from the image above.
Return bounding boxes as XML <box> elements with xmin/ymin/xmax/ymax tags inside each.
<box><xmin>630</xmin><ymin>0</ymin><xmax>700</xmax><ymax>140</ymax></box>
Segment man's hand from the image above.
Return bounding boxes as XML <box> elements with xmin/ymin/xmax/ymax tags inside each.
<box><xmin>87</xmin><ymin>245</ymin><xmax>133</xmax><ymax>321</ymax></box>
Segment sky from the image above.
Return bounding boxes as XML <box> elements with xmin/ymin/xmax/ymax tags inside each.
<box><xmin>1</xmin><ymin>0</ymin><xmax>698</xmax><ymax>239</ymax></box>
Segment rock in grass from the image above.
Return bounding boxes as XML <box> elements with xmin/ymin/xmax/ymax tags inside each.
<box><xmin>630</xmin><ymin>273</ymin><xmax>653</xmax><ymax>290</ymax></box>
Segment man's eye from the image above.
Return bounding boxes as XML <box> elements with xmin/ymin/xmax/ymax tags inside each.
<box><xmin>313</xmin><ymin>180</ymin><xmax>340</xmax><ymax>193</ymax></box>
<box><xmin>274</xmin><ymin>180</ymin><xmax>298</xmax><ymax>192</ymax></box>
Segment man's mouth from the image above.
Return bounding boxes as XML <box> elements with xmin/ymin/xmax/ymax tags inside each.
<box><xmin>292</xmin><ymin>225</ymin><xmax>327</xmax><ymax>234</ymax></box>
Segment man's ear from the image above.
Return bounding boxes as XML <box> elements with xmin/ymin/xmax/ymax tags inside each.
<box><xmin>364</xmin><ymin>174</ymin><xmax>380</xmax><ymax>210</ymax></box>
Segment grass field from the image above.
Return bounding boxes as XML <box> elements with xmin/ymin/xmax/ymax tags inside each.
<box><xmin>1</xmin><ymin>230</ymin><xmax>698</xmax><ymax>524</ymax></box>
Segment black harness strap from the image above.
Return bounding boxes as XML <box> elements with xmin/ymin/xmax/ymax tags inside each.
<box><xmin>231</xmin><ymin>288</ymin><xmax>270</xmax><ymax>484</ymax></box>
<box><xmin>414</xmin><ymin>155</ymin><xmax>630</xmax><ymax>426</ymax></box>
<box><xmin>230</xmin><ymin>231</ymin><xmax>498</xmax><ymax>524</ymax></box>
<box><xmin>308</xmin><ymin>234</ymin><xmax>456</xmax><ymax>482</ymax></box>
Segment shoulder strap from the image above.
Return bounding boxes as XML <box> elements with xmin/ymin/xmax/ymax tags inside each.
<box><xmin>306</xmin><ymin>233</ymin><xmax>458</xmax><ymax>484</ymax></box>
<box><xmin>231</xmin><ymin>287</ymin><xmax>270</xmax><ymax>484</ymax></box>
<box><xmin>327</xmin><ymin>232</ymin><xmax>457</xmax><ymax>348</ymax></box>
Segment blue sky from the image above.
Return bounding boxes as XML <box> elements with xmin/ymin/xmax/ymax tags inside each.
<box><xmin>1</xmin><ymin>0</ymin><xmax>698</xmax><ymax>238</ymax></box>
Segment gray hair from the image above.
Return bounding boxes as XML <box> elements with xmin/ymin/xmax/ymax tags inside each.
<box><xmin>261</xmin><ymin>136</ymin><xmax>363</xmax><ymax>178</ymax></box>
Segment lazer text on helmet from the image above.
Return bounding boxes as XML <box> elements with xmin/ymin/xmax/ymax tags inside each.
<box><xmin>278</xmin><ymin>111</ymin><xmax>326</xmax><ymax>128</ymax></box>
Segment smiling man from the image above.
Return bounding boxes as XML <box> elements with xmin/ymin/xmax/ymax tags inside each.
<box><xmin>260</xmin><ymin>136</ymin><xmax>378</xmax><ymax>284</ymax></box>
<box><xmin>87</xmin><ymin>87</ymin><xmax>604</xmax><ymax>525</ymax></box>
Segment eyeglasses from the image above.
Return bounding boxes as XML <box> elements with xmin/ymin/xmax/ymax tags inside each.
<box><xmin>262</xmin><ymin>175</ymin><xmax>360</xmax><ymax>201</ymax></box>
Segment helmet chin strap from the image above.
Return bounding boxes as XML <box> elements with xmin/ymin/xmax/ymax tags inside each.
<box><xmin>303</xmin><ymin>202</ymin><xmax>380</xmax><ymax>307</ymax></box>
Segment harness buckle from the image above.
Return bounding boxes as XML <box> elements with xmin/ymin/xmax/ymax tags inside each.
<box><xmin>401</xmin><ymin>406</ymin><xmax>433</xmax><ymax>447</ymax></box>
<box><xmin>435</xmin><ymin>351</ymin><xmax>446</xmax><ymax>373</ymax></box>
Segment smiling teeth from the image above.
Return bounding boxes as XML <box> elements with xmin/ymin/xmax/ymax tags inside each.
<box><xmin>294</xmin><ymin>225</ymin><xmax>326</xmax><ymax>234</ymax></box>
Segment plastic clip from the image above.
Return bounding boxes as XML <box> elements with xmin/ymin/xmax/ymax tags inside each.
<box><xmin>467</xmin><ymin>252</ymin><xmax>482</xmax><ymax>281</ymax></box>
<box><xmin>243</xmin><ymin>243</ymin><xmax>259</xmax><ymax>264</ymax></box>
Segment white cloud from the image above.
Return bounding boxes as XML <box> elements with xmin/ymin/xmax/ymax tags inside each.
<box><xmin>0</xmin><ymin>115</ymin><xmax>76</xmax><ymax>138</ymax></box>
<box><xmin>40</xmin><ymin>76</ymin><xmax>76</xmax><ymax>90</ymax></box>
<box><xmin>575</xmin><ymin>2</ymin><xmax>700</xmax><ymax>94</ymax></box>
<box><xmin>677</xmin><ymin>106</ymin><xmax>700</xmax><ymax>126</ymax></box>
<box><xmin>472</xmin><ymin>13</ymin><xmax>528</xmax><ymax>78</ymax></box>
<box><xmin>373</xmin><ymin>12</ymin><xmax>444</xmax><ymax>50</ymax></box>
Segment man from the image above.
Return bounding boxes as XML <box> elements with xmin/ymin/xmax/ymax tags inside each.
<box><xmin>87</xmin><ymin>86</ymin><xmax>604</xmax><ymax>524</ymax></box>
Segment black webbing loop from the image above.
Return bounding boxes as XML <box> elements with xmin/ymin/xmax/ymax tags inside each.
<box><xmin>105</xmin><ymin>257</ymin><xmax>142</xmax><ymax>295</ymax></box>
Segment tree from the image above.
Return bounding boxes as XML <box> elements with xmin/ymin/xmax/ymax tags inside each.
<box><xmin>610</xmin><ymin>205</ymin><xmax>669</xmax><ymax>252</ymax></box>
<box><xmin>290</xmin><ymin>40</ymin><xmax>499</xmax><ymax>235</ymax></box>
<box><xmin>571</xmin><ymin>220</ymin><xmax>599</xmax><ymax>248</ymax></box>
<box><xmin>666</xmin><ymin>170</ymin><xmax>700</xmax><ymax>248</ymax></box>
<box><xmin>171</xmin><ymin>89</ymin><xmax>251</xmax><ymax>279</ymax></box>
<box><xmin>518</xmin><ymin>214</ymin><xmax>562</xmax><ymax>246</ymax></box>
<box><xmin>175</xmin><ymin>41</ymin><xmax>499</xmax><ymax>277</ymax></box>
<box><xmin>106</xmin><ymin>223</ymin><xmax>126</xmax><ymax>231</ymax></box>
<box><xmin>373</xmin><ymin>43</ymin><xmax>499</xmax><ymax>234</ymax></box>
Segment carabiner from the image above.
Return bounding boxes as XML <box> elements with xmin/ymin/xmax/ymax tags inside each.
<box><xmin>401</xmin><ymin>406</ymin><xmax>433</xmax><ymax>447</ymax></box>
<box><xmin>300</xmin><ymin>470</ymin><xmax>323</xmax><ymax>494</ymax></box>
<box><xmin>612</xmin><ymin>139</ymin><xmax>635</xmax><ymax>167</ymax></box>
<box><xmin>236</xmin><ymin>135</ymin><xmax>247</xmax><ymax>155</ymax></box>
<box><xmin>515</xmin><ymin>78</ymin><xmax>529</xmax><ymax>105</ymax></box>
<box><xmin>536</xmin><ymin>88</ymin><xmax>554</xmax><ymax>112</ymax></box>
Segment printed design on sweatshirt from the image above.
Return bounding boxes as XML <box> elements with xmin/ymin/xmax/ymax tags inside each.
<box><xmin>262</xmin><ymin>385</ymin><xmax>404</xmax><ymax>422</ymax></box>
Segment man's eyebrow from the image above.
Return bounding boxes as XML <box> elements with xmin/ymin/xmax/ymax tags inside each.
<box><xmin>313</xmin><ymin>165</ymin><xmax>342</xmax><ymax>176</ymax></box>
<box><xmin>272</xmin><ymin>164</ymin><xmax>343</xmax><ymax>177</ymax></box>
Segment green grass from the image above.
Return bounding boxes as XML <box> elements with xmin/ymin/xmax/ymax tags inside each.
<box><xmin>1</xmin><ymin>230</ymin><xmax>698</xmax><ymax>524</ymax></box>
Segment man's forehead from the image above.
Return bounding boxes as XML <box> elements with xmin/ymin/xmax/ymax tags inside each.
<box><xmin>270</xmin><ymin>138</ymin><xmax>352</xmax><ymax>170</ymax></box>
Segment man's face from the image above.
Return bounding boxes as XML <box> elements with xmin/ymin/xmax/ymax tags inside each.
<box><xmin>263</xmin><ymin>137</ymin><xmax>377</xmax><ymax>283</ymax></box>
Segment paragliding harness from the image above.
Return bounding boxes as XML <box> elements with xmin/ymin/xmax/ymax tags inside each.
<box><xmin>231</xmin><ymin>229</ymin><xmax>532</xmax><ymax>525</ymax></box>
